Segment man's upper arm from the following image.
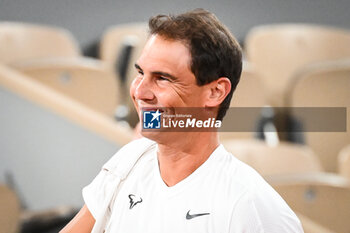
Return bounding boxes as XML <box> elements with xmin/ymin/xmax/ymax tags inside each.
<box><xmin>60</xmin><ymin>205</ymin><xmax>95</xmax><ymax>233</ymax></box>
<box><xmin>229</xmin><ymin>191</ymin><xmax>304</xmax><ymax>233</ymax></box>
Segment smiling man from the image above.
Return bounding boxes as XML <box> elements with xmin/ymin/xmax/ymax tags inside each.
<box><xmin>61</xmin><ymin>9</ymin><xmax>303</xmax><ymax>233</ymax></box>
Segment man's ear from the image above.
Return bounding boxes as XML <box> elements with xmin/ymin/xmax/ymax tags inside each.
<box><xmin>205</xmin><ymin>77</ymin><xmax>231</xmax><ymax>107</ymax></box>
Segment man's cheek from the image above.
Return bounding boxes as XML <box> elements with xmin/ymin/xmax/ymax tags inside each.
<box><xmin>161</xmin><ymin>89</ymin><xmax>186</xmax><ymax>106</ymax></box>
<box><xmin>129</xmin><ymin>82</ymin><xmax>136</xmax><ymax>98</ymax></box>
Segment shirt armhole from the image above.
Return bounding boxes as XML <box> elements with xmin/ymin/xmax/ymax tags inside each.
<box><xmin>82</xmin><ymin>169</ymin><xmax>110</xmax><ymax>220</ymax></box>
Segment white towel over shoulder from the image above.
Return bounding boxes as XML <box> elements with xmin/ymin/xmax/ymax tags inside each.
<box><xmin>82</xmin><ymin>137</ymin><xmax>156</xmax><ymax>233</ymax></box>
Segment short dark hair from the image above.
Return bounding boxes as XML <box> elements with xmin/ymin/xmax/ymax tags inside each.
<box><xmin>149</xmin><ymin>9</ymin><xmax>242</xmax><ymax>120</ymax></box>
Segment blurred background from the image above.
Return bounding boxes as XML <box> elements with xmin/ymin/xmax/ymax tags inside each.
<box><xmin>0</xmin><ymin>0</ymin><xmax>350</xmax><ymax>232</ymax></box>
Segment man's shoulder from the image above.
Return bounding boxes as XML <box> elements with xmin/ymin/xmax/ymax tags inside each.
<box><xmin>218</xmin><ymin>148</ymin><xmax>303</xmax><ymax>232</ymax></box>
<box><xmin>216</xmin><ymin>145</ymin><xmax>283</xmax><ymax>199</ymax></box>
<box><xmin>102</xmin><ymin>137</ymin><xmax>156</xmax><ymax>178</ymax></box>
<box><xmin>209</xmin><ymin>145</ymin><xmax>258</xmax><ymax>197</ymax></box>
<box><xmin>215</xmin><ymin>144</ymin><xmax>264</xmax><ymax>185</ymax></box>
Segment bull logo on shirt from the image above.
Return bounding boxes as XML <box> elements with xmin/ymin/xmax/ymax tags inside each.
<box><xmin>128</xmin><ymin>194</ymin><xmax>143</xmax><ymax>209</ymax></box>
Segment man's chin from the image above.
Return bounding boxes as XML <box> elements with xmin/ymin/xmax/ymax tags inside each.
<box><xmin>140</xmin><ymin>130</ymin><xmax>177</xmax><ymax>143</ymax></box>
<box><xmin>140</xmin><ymin>130</ymin><xmax>161</xmax><ymax>141</ymax></box>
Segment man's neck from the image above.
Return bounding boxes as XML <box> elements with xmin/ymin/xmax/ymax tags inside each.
<box><xmin>156</xmin><ymin>132</ymin><xmax>219</xmax><ymax>187</ymax></box>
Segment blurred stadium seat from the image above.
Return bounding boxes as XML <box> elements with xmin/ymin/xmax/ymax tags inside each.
<box><xmin>100</xmin><ymin>23</ymin><xmax>148</xmax><ymax>126</ymax></box>
<box><xmin>0</xmin><ymin>22</ymin><xmax>80</xmax><ymax>64</ymax></box>
<box><xmin>219</xmin><ymin>62</ymin><xmax>270</xmax><ymax>140</ymax></box>
<box><xmin>11</xmin><ymin>57</ymin><xmax>120</xmax><ymax>118</ymax></box>
<box><xmin>286</xmin><ymin>60</ymin><xmax>350</xmax><ymax>172</ymax></box>
<box><xmin>0</xmin><ymin>63</ymin><xmax>132</xmax><ymax>146</ymax></box>
<box><xmin>297</xmin><ymin>212</ymin><xmax>336</xmax><ymax>233</ymax></box>
<box><xmin>245</xmin><ymin>24</ymin><xmax>350</xmax><ymax>106</ymax></box>
<box><xmin>230</xmin><ymin>62</ymin><xmax>268</xmax><ymax>108</ymax></box>
<box><xmin>267</xmin><ymin>173</ymin><xmax>350</xmax><ymax>233</ymax></box>
<box><xmin>223</xmin><ymin>139</ymin><xmax>323</xmax><ymax>175</ymax></box>
<box><xmin>100</xmin><ymin>23</ymin><xmax>148</xmax><ymax>93</ymax></box>
<box><xmin>338</xmin><ymin>144</ymin><xmax>350</xmax><ymax>180</ymax></box>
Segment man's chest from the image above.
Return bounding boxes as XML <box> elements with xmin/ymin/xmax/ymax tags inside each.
<box><xmin>105</xmin><ymin>169</ymin><xmax>232</xmax><ymax>233</ymax></box>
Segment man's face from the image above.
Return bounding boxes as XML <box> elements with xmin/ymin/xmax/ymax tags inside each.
<box><xmin>130</xmin><ymin>34</ymin><xmax>209</xmax><ymax>122</ymax></box>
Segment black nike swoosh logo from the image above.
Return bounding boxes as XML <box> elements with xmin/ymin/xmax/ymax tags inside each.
<box><xmin>186</xmin><ymin>210</ymin><xmax>210</xmax><ymax>220</ymax></box>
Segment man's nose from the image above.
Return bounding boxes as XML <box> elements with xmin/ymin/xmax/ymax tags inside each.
<box><xmin>133</xmin><ymin>76</ymin><xmax>155</xmax><ymax>102</ymax></box>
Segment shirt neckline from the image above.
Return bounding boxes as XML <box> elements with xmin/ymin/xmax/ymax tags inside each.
<box><xmin>153</xmin><ymin>143</ymin><xmax>225</xmax><ymax>196</ymax></box>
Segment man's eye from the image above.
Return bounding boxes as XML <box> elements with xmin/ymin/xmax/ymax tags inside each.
<box><xmin>157</xmin><ymin>76</ymin><xmax>169</xmax><ymax>81</ymax></box>
<box><xmin>137</xmin><ymin>70</ymin><xmax>144</xmax><ymax>75</ymax></box>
